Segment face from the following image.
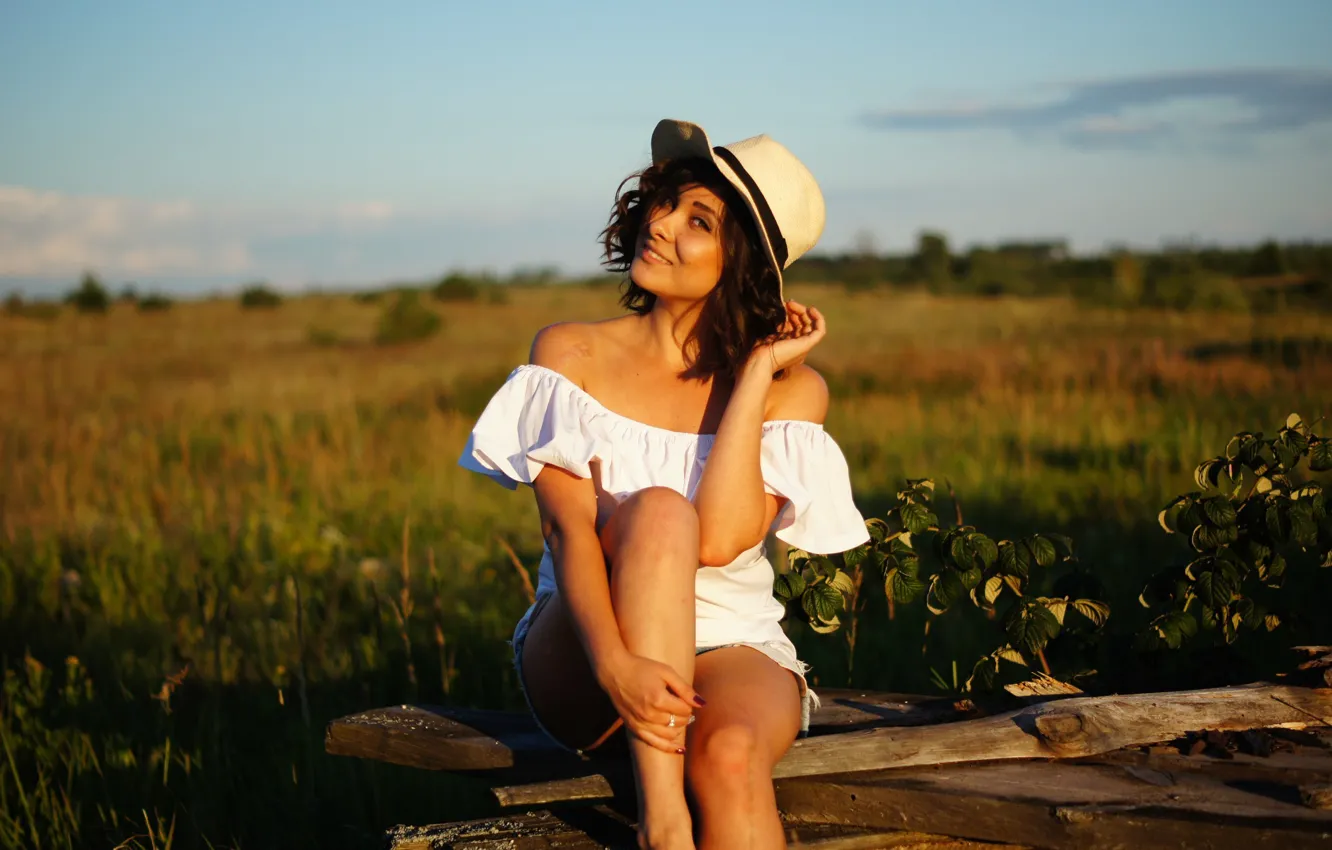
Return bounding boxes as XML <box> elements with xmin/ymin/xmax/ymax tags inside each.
<box><xmin>628</xmin><ymin>183</ymin><xmax>727</xmax><ymax>303</ymax></box>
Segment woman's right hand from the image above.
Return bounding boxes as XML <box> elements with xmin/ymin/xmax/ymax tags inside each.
<box><xmin>746</xmin><ymin>299</ymin><xmax>827</xmax><ymax>376</ymax></box>
<box><xmin>597</xmin><ymin>652</ymin><xmax>704</xmax><ymax>753</ymax></box>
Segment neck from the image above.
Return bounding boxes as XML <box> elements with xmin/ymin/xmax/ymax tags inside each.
<box><xmin>639</xmin><ymin>294</ymin><xmax>706</xmax><ymax>375</ymax></box>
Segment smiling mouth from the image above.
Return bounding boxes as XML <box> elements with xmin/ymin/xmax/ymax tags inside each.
<box><xmin>642</xmin><ymin>245</ymin><xmax>672</xmax><ymax>265</ymax></box>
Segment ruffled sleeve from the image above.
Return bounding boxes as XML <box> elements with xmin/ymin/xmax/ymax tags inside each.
<box><xmin>760</xmin><ymin>421</ymin><xmax>871</xmax><ymax>554</ymax></box>
<box><xmin>458</xmin><ymin>365</ymin><xmax>604</xmax><ymax>489</ymax></box>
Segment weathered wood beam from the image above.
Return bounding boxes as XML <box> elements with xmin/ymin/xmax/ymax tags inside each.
<box><xmin>777</xmin><ymin>759</ymin><xmax>1332</xmax><ymax>850</ymax></box>
<box><xmin>324</xmin><ymin>690</ymin><xmax>975</xmax><ymax>774</ymax></box>
<box><xmin>492</xmin><ymin>683</ymin><xmax>1332</xmax><ymax>807</ymax></box>
<box><xmin>384</xmin><ymin>808</ymin><xmax>1011</xmax><ymax>850</ymax></box>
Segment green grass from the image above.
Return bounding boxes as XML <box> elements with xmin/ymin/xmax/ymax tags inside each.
<box><xmin>1</xmin><ymin>283</ymin><xmax>1329</xmax><ymax>848</ymax></box>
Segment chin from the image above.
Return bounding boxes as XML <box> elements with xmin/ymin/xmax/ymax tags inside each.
<box><xmin>629</xmin><ymin>259</ymin><xmax>717</xmax><ymax>303</ymax></box>
<box><xmin>628</xmin><ymin>258</ymin><xmax>667</xmax><ymax>295</ymax></box>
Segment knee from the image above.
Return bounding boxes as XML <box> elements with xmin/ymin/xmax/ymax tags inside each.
<box><xmin>686</xmin><ymin>723</ymin><xmax>760</xmax><ymax>791</ymax></box>
<box><xmin>619</xmin><ymin>487</ymin><xmax>698</xmax><ymax>544</ymax></box>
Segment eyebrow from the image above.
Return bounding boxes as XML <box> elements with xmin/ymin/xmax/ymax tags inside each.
<box><xmin>691</xmin><ymin>200</ymin><xmax>720</xmax><ymax>218</ymax></box>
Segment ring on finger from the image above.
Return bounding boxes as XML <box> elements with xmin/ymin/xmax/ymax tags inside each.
<box><xmin>668</xmin><ymin>714</ymin><xmax>676</xmax><ymax>728</ymax></box>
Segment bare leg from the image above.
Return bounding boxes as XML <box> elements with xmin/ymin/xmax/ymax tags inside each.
<box><xmin>599</xmin><ymin>487</ymin><xmax>701</xmax><ymax>849</ymax></box>
<box><xmin>686</xmin><ymin>646</ymin><xmax>802</xmax><ymax>850</ymax></box>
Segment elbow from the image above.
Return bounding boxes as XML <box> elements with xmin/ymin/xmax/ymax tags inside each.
<box><xmin>697</xmin><ymin>534</ymin><xmax>760</xmax><ymax>568</ymax></box>
<box><xmin>698</xmin><ymin>544</ymin><xmax>736</xmax><ymax>568</ymax></box>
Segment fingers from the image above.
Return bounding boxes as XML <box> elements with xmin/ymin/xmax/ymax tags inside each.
<box><xmin>630</xmin><ymin>724</ymin><xmax>685</xmax><ymax>754</ymax></box>
<box><xmin>807</xmin><ymin>306</ymin><xmax>826</xmax><ymax>340</ymax></box>
<box><xmin>784</xmin><ymin>301</ymin><xmax>817</xmax><ymax>338</ymax></box>
<box><xmin>663</xmin><ymin>670</ymin><xmax>706</xmax><ymax>710</ymax></box>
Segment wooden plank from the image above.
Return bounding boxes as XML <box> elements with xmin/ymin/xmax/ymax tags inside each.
<box><xmin>777</xmin><ymin>759</ymin><xmax>1332</xmax><ymax>849</ymax></box>
<box><xmin>491</xmin><ymin>683</ymin><xmax>1332</xmax><ymax>807</ymax></box>
<box><xmin>385</xmin><ymin>808</ymin><xmax>632</xmax><ymax>850</ymax></box>
<box><xmin>1089</xmin><ymin>746</ymin><xmax>1332</xmax><ymax>785</ymax></box>
<box><xmin>385</xmin><ymin>808</ymin><xmax>1015</xmax><ymax>850</ymax></box>
<box><xmin>782</xmin><ymin>826</ymin><xmax>1021</xmax><ymax>850</ymax></box>
<box><xmin>324</xmin><ymin>690</ymin><xmax>976</xmax><ymax>774</ymax></box>
<box><xmin>806</xmin><ymin>691</ymin><xmax>984</xmax><ymax>732</ymax></box>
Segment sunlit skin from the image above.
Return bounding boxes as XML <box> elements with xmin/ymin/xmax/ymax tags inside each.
<box><xmin>520</xmin><ymin>177</ymin><xmax>828</xmax><ymax>850</ymax></box>
<box><xmin>629</xmin><ymin>185</ymin><xmax>728</xmax><ymax>306</ymax></box>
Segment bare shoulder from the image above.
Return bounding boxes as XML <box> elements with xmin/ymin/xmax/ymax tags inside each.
<box><xmin>528</xmin><ymin>322</ymin><xmax>598</xmax><ymax>383</ymax></box>
<box><xmin>767</xmin><ymin>363</ymin><xmax>829</xmax><ymax>424</ymax></box>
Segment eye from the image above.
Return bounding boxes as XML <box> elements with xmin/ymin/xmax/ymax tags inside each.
<box><xmin>691</xmin><ymin>215</ymin><xmax>713</xmax><ymax>233</ymax></box>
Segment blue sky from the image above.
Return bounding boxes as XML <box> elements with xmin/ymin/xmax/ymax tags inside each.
<box><xmin>3</xmin><ymin>0</ymin><xmax>1331</xmax><ymax>293</ymax></box>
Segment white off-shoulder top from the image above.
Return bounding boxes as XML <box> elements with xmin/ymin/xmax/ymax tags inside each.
<box><xmin>458</xmin><ymin>364</ymin><xmax>870</xmax><ymax>650</ymax></box>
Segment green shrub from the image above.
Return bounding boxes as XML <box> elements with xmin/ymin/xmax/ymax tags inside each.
<box><xmin>239</xmin><ymin>284</ymin><xmax>282</xmax><ymax>309</ymax></box>
<box><xmin>1148</xmin><ymin>269</ymin><xmax>1250</xmax><ymax>312</ymax></box>
<box><xmin>432</xmin><ymin>273</ymin><xmax>479</xmax><ymax>303</ymax></box>
<box><xmin>11</xmin><ymin>300</ymin><xmax>61</xmax><ymax>321</ymax></box>
<box><xmin>1112</xmin><ymin>252</ymin><xmax>1145</xmax><ymax>306</ymax></box>
<box><xmin>1141</xmin><ymin>413</ymin><xmax>1331</xmax><ymax>651</ymax></box>
<box><xmin>375</xmin><ymin>290</ymin><xmax>442</xmax><ymax>345</ymax></box>
<box><xmin>964</xmin><ymin>249</ymin><xmax>1031</xmax><ymax>297</ymax></box>
<box><xmin>66</xmin><ymin>272</ymin><xmax>110</xmax><ymax>313</ymax></box>
<box><xmin>137</xmin><ymin>292</ymin><xmax>173</xmax><ymax>312</ymax></box>
<box><xmin>306</xmin><ymin>325</ymin><xmax>343</xmax><ymax>347</ymax></box>
<box><xmin>781</xmin><ymin>479</ymin><xmax>1109</xmax><ymax>692</ymax></box>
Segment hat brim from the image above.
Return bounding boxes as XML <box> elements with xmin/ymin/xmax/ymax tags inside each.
<box><xmin>650</xmin><ymin>119</ymin><xmax>785</xmax><ymax>297</ymax></box>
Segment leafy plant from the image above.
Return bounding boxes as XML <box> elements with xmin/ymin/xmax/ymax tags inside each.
<box><xmin>1139</xmin><ymin>413</ymin><xmax>1331</xmax><ymax>649</ymax></box>
<box><xmin>306</xmin><ymin>324</ymin><xmax>343</xmax><ymax>347</ymax></box>
<box><xmin>239</xmin><ymin>284</ymin><xmax>283</xmax><ymax>309</ymax></box>
<box><xmin>375</xmin><ymin>290</ymin><xmax>443</xmax><ymax>345</ymax></box>
<box><xmin>137</xmin><ymin>292</ymin><xmax>173</xmax><ymax>312</ymax></box>
<box><xmin>66</xmin><ymin>271</ymin><xmax>110</xmax><ymax>313</ymax></box>
<box><xmin>778</xmin><ymin>479</ymin><xmax>1110</xmax><ymax>691</ymax></box>
<box><xmin>433</xmin><ymin>273</ymin><xmax>480</xmax><ymax>303</ymax></box>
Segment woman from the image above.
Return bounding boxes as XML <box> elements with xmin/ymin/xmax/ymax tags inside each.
<box><xmin>460</xmin><ymin>119</ymin><xmax>869</xmax><ymax>850</ymax></box>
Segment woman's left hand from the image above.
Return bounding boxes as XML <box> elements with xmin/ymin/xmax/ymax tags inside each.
<box><xmin>749</xmin><ymin>300</ymin><xmax>826</xmax><ymax>375</ymax></box>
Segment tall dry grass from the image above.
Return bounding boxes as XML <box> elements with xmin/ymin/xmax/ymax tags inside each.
<box><xmin>1</xmin><ymin>282</ymin><xmax>1329</xmax><ymax>848</ymax></box>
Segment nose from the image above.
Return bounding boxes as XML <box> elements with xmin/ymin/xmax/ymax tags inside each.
<box><xmin>648</xmin><ymin>204</ymin><xmax>679</xmax><ymax>242</ymax></box>
<box><xmin>649</xmin><ymin>212</ymin><xmax>671</xmax><ymax>242</ymax></box>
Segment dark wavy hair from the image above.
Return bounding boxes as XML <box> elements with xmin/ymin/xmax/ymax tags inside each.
<box><xmin>600</xmin><ymin>158</ymin><xmax>786</xmax><ymax>381</ymax></box>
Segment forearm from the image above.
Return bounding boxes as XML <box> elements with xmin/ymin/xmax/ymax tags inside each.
<box><xmin>693</xmin><ymin>358</ymin><xmax>773</xmax><ymax>565</ymax></box>
<box><xmin>548</xmin><ymin>523</ymin><xmax>628</xmax><ymax>678</ymax></box>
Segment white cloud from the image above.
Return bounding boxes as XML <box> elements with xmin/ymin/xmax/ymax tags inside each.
<box><xmin>861</xmin><ymin>68</ymin><xmax>1332</xmax><ymax>151</ymax></box>
<box><xmin>0</xmin><ymin>185</ymin><xmax>250</xmax><ymax>277</ymax></box>
<box><xmin>0</xmin><ymin>184</ymin><xmax>609</xmax><ymax>287</ymax></box>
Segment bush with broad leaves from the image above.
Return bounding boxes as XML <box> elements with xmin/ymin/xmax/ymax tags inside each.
<box><xmin>777</xmin><ymin>478</ymin><xmax>1110</xmax><ymax>692</ymax></box>
<box><xmin>1140</xmin><ymin>413</ymin><xmax>1331</xmax><ymax>650</ymax></box>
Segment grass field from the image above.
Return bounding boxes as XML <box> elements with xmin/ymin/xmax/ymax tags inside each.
<box><xmin>2</xmin><ymin>281</ymin><xmax>1330</xmax><ymax>848</ymax></box>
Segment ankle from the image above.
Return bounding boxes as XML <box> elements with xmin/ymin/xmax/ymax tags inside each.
<box><xmin>637</xmin><ymin>805</ymin><xmax>693</xmax><ymax>850</ymax></box>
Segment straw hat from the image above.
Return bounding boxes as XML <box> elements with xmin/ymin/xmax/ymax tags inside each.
<box><xmin>651</xmin><ymin>119</ymin><xmax>825</xmax><ymax>297</ymax></box>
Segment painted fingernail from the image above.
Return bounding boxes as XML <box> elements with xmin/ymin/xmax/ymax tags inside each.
<box><xmin>694</xmin><ymin>696</ymin><xmax>707</xmax><ymax>706</ymax></box>
<box><xmin>676</xmin><ymin>747</ymin><xmax>687</xmax><ymax>755</ymax></box>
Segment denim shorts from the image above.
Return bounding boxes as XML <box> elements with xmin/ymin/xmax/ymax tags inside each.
<box><xmin>512</xmin><ymin>591</ymin><xmax>819</xmax><ymax>755</ymax></box>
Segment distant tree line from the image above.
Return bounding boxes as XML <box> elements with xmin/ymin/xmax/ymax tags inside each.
<box><xmin>6</xmin><ymin>239</ymin><xmax>1327</xmax><ymax>323</ymax></box>
<box><xmin>785</xmin><ymin>233</ymin><xmax>1332</xmax><ymax>313</ymax></box>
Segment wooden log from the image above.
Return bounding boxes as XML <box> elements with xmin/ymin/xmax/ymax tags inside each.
<box><xmin>324</xmin><ymin>690</ymin><xmax>975</xmax><ymax>774</ymax></box>
<box><xmin>384</xmin><ymin>808</ymin><xmax>1011</xmax><ymax>850</ymax></box>
<box><xmin>777</xmin><ymin>759</ymin><xmax>1332</xmax><ymax>850</ymax></box>
<box><xmin>492</xmin><ymin>683</ymin><xmax>1332</xmax><ymax>807</ymax></box>
<box><xmin>1301</xmin><ymin>784</ymin><xmax>1332</xmax><ymax>810</ymax></box>
<box><xmin>325</xmin><ymin>704</ymin><xmax>569</xmax><ymax>773</ymax></box>
<box><xmin>385</xmin><ymin>808</ymin><xmax>633</xmax><ymax>850</ymax></box>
